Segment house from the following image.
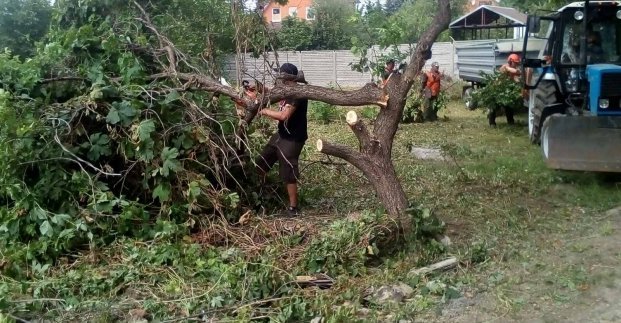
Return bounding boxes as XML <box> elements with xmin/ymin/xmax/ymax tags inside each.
<box><xmin>262</xmin><ymin>0</ymin><xmax>316</xmax><ymax>27</ymax></box>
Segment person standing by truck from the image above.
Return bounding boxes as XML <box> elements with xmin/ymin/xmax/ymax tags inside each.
<box><xmin>487</xmin><ymin>53</ymin><xmax>520</xmax><ymax>126</ymax></box>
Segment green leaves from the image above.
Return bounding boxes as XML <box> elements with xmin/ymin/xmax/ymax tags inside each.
<box><xmin>0</xmin><ymin>0</ymin><xmax>53</xmax><ymax>58</ymax></box>
<box><xmin>106</xmin><ymin>101</ymin><xmax>137</xmax><ymax>126</ymax></box>
<box><xmin>164</xmin><ymin>90</ymin><xmax>181</xmax><ymax>104</ymax></box>
<box><xmin>84</xmin><ymin>133</ymin><xmax>112</xmax><ymax>161</ymax></box>
<box><xmin>138</xmin><ymin>120</ymin><xmax>155</xmax><ymax>141</ymax></box>
<box><xmin>153</xmin><ymin>183</ymin><xmax>171</xmax><ymax>202</ymax></box>
<box><xmin>472</xmin><ymin>71</ymin><xmax>523</xmax><ymax>112</ymax></box>
<box><xmin>39</xmin><ymin>220</ymin><xmax>52</xmax><ymax>237</ymax></box>
<box><xmin>158</xmin><ymin>147</ymin><xmax>181</xmax><ymax>177</ymax></box>
<box><xmin>134</xmin><ymin>119</ymin><xmax>156</xmax><ymax>161</ymax></box>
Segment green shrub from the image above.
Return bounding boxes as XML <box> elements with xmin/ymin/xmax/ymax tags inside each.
<box><xmin>304</xmin><ymin>204</ymin><xmax>445</xmax><ymax>275</ymax></box>
<box><xmin>402</xmin><ymin>90</ymin><xmax>423</xmax><ymax>123</ymax></box>
<box><xmin>401</xmin><ymin>90</ymin><xmax>448</xmax><ymax>123</ymax></box>
<box><xmin>0</xmin><ymin>2</ymin><xmax>266</xmax><ymax>272</ymax></box>
<box><xmin>360</xmin><ymin>106</ymin><xmax>378</xmax><ymax>119</ymax></box>
<box><xmin>309</xmin><ymin>100</ymin><xmax>338</xmax><ymax>124</ymax></box>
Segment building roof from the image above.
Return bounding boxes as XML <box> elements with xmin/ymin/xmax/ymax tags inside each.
<box><xmin>449</xmin><ymin>5</ymin><xmax>527</xmax><ymax>29</ymax></box>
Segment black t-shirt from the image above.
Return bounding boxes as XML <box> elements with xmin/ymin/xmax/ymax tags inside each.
<box><xmin>277</xmin><ymin>98</ymin><xmax>308</xmax><ymax>142</ymax></box>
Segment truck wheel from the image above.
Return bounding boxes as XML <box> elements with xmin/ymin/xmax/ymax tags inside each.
<box><xmin>529</xmin><ymin>81</ymin><xmax>557</xmax><ymax>145</ymax></box>
<box><xmin>463</xmin><ymin>87</ymin><xmax>477</xmax><ymax>110</ymax></box>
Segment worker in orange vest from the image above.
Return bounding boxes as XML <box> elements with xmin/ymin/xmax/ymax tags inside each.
<box><xmin>499</xmin><ymin>53</ymin><xmax>521</xmax><ymax>82</ymax></box>
<box><xmin>421</xmin><ymin>61</ymin><xmax>442</xmax><ymax>122</ymax></box>
<box><xmin>488</xmin><ymin>53</ymin><xmax>520</xmax><ymax>126</ymax></box>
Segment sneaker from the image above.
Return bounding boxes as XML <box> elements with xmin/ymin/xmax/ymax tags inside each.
<box><xmin>287</xmin><ymin>206</ymin><xmax>301</xmax><ymax>217</ymax></box>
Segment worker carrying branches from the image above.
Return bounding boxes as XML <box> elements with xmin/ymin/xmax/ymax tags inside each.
<box><xmin>487</xmin><ymin>53</ymin><xmax>520</xmax><ymax>127</ymax></box>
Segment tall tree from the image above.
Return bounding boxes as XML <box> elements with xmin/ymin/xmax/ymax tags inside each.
<box><xmin>235</xmin><ymin>0</ymin><xmax>452</xmax><ymax>218</ymax></box>
<box><xmin>311</xmin><ymin>0</ymin><xmax>357</xmax><ymax>49</ymax></box>
<box><xmin>0</xmin><ymin>0</ymin><xmax>52</xmax><ymax>58</ymax></box>
<box><xmin>277</xmin><ymin>17</ymin><xmax>314</xmax><ymax>50</ymax></box>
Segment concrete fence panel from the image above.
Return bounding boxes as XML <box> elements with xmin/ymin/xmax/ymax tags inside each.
<box><xmin>223</xmin><ymin>42</ymin><xmax>456</xmax><ymax>87</ymax></box>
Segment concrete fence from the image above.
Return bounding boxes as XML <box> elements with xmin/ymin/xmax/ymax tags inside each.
<box><xmin>223</xmin><ymin>42</ymin><xmax>456</xmax><ymax>87</ymax></box>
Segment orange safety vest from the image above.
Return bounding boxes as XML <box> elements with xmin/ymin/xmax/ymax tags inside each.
<box><xmin>425</xmin><ymin>71</ymin><xmax>441</xmax><ymax>96</ymax></box>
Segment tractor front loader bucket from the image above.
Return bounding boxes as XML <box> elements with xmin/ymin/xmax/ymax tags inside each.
<box><xmin>541</xmin><ymin>115</ymin><xmax>621</xmax><ymax>173</ymax></box>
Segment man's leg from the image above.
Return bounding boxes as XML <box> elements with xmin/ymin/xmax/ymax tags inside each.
<box><xmin>430</xmin><ymin>96</ymin><xmax>438</xmax><ymax>121</ymax></box>
<box><xmin>505</xmin><ymin>106</ymin><xmax>515</xmax><ymax>125</ymax></box>
<box><xmin>286</xmin><ymin>183</ymin><xmax>298</xmax><ymax>208</ymax></box>
<box><xmin>487</xmin><ymin>108</ymin><xmax>497</xmax><ymax>127</ymax></box>
<box><xmin>422</xmin><ymin>96</ymin><xmax>433</xmax><ymax>121</ymax></box>
<box><xmin>275</xmin><ymin>138</ymin><xmax>305</xmax><ymax>215</ymax></box>
<box><xmin>254</xmin><ymin>135</ymin><xmax>279</xmax><ymax>186</ymax></box>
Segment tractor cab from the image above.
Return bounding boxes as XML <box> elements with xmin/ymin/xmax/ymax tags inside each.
<box><xmin>522</xmin><ymin>1</ymin><xmax>621</xmax><ymax>172</ymax></box>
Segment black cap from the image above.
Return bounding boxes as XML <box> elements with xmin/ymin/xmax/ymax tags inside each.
<box><xmin>386</xmin><ymin>59</ymin><xmax>395</xmax><ymax>65</ymax></box>
<box><xmin>276</xmin><ymin>62</ymin><xmax>298</xmax><ymax>76</ymax></box>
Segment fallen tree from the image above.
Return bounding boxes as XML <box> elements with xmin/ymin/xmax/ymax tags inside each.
<box><xmin>0</xmin><ymin>0</ymin><xmax>451</xmax><ymax>274</ymax></box>
<box><xmin>146</xmin><ymin>4</ymin><xmax>452</xmax><ymax>220</ymax></box>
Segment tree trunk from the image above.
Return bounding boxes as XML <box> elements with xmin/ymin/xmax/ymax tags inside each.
<box><xmin>368</xmin><ymin>158</ymin><xmax>409</xmax><ymax>217</ymax></box>
<box><xmin>317</xmin><ymin>107</ymin><xmax>409</xmax><ymax>219</ymax></box>
<box><xmin>315</xmin><ymin>0</ymin><xmax>450</xmax><ymax>220</ymax></box>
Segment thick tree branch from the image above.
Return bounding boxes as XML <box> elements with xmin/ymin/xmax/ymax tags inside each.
<box><xmin>268</xmin><ymin>82</ymin><xmax>385</xmax><ymax>107</ymax></box>
<box><xmin>148</xmin><ymin>72</ymin><xmax>387</xmax><ymax>126</ymax></box>
<box><xmin>373</xmin><ymin>0</ymin><xmax>451</xmax><ymax>154</ymax></box>
<box><xmin>148</xmin><ymin>72</ymin><xmax>255</xmax><ymax>109</ymax></box>
<box><xmin>316</xmin><ymin>139</ymin><xmax>374</xmax><ymax>173</ymax></box>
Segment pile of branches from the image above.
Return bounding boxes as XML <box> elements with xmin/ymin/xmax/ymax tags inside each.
<box><xmin>0</xmin><ymin>0</ymin><xmax>273</xmax><ymax>271</ymax></box>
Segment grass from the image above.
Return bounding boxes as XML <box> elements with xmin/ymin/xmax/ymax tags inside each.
<box><xmin>301</xmin><ymin>100</ymin><xmax>621</xmax><ymax>321</ymax></box>
<box><xmin>3</xmin><ymin>100</ymin><xmax>621</xmax><ymax>322</ymax></box>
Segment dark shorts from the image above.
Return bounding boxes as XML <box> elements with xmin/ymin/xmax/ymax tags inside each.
<box><xmin>255</xmin><ymin>133</ymin><xmax>305</xmax><ymax>184</ymax></box>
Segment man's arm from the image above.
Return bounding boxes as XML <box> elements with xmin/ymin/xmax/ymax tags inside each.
<box><xmin>421</xmin><ymin>73</ymin><xmax>428</xmax><ymax>91</ymax></box>
<box><xmin>500</xmin><ymin>65</ymin><xmax>521</xmax><ymax>75</ymax></box>
<box><xmin>259</xmin><ymin>101</ymin><xmax>297</xmax><ymax>121</ymax></box>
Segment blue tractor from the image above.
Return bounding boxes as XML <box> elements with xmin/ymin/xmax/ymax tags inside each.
<box><xmin>522</xmin><ymin>1</ymin><xmax>621</xmax><ymax>172</ymax></box>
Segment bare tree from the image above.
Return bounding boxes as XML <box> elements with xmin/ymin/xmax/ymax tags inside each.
<box><xmin>139</xmin><ymin>0</ymin><xmax>451</xmax><ymax>225</ymax></box>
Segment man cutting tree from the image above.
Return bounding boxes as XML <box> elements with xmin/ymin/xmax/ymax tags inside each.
<box><xmin>254</xmin><ymin>63</ymin><xmax>309</xmax><ymax>217</ymax></box>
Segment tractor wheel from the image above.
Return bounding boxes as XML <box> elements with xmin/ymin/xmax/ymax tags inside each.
<box><xmin>529</xmin><ymin>81</ymin><xmax>557</xmax><ymax>145</ymax></box>
<box><xmin>463</xmin><ymin>87</ymin><xmax>477</xmax><ymax>110</ymax></box>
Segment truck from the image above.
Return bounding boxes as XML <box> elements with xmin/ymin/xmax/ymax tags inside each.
<box><xmin>455</xmin><ymin>38</ymin><xmax>543</xmax><ymax>109</ymax></box>
<box><xmin>449</xmin><ymin>5</ymin><xmax>544</xmax><ymax>109</ymax></box>
<box><xmin>522</xmin><ymin>0</ymin><xmax>621</xmax><ymax>172</ymax></box>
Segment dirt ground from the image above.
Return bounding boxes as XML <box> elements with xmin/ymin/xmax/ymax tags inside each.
<box><xmin>428</xmin><ymin>206</ymin><xmax>621</xmax><ymax>323</ymax></box>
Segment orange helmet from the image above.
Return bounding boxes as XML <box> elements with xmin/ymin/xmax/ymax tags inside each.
<box><xmin>508</xmin><ymin>53</ymin><xmax>520</xmax><ymax>63</ymax></box>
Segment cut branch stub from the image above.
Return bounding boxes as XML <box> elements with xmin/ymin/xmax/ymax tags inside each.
<box><xmin>345</xmin><ymin>110</ymin><xmax>358</xmax><ymax>125</ymax></box>
<box><xmin>316</xmin><ymin>139</ymin><xmax>323</xmax><ymax>152</ymax></box>
<box><xmin>346</xmin><ymin>111</ymin><xmax>373</xmax><ymax>153</ymax></box>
